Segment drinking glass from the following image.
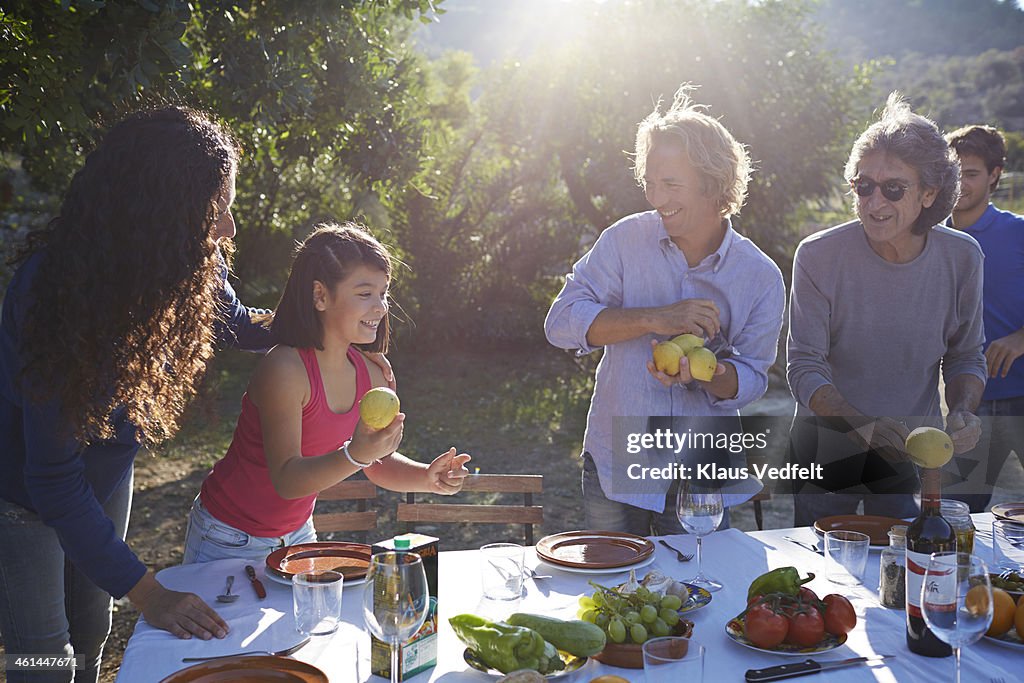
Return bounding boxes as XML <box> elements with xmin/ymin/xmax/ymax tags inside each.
<box><xmin>992</xmin><ymin>519</ymin><xmax>1024</xmax><ymax>571</ymax></box>
<box><xmin>824</xmin><ymin>530</ymin><xmax>870</xmax><ymax>586</ymax></box>
<box><xmin>676</xmin><ymin>480</ymin><xmax>724</xmax><ymax>592</ymax></box>
<box><xmin>292</xmin><ymin>570</ymin><xmax>343</xmax><ymax>636</ymax></box>
<box><xmin>921</xmin><ymin>552</ymin><xmax>993</xmax><ymax>683</ymax></box>
<box><xmin>363</xmin><ymin>552</ymin><xmax>430</xmax><ymax>683</ymax></box>
<box><xmin>643</xmin><ymin>636</ymin><xmax>704</xmax><ymax>683</ymax></box>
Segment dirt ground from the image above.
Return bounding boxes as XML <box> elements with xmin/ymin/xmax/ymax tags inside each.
<box><xmin>2</xmin><ymin>345</ymin><xmax>1022</xmax><ymax>682</ymax></box>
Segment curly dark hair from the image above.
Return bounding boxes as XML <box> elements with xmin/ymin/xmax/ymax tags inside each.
<box><xmin>18</xmin><ymin>106</ymin><xmax>240</xmax><ymax>444</ymax></box>
<box><xmin>272</xmin><ymin>222</ymin><xmax>392</xmax><ymax>353</ymax></box>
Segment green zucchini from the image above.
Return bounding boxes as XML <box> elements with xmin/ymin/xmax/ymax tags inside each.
<box><xmin>507</xmin><ymin>613</ymin><xmax>606</xmax><ymax>657</ymax></box>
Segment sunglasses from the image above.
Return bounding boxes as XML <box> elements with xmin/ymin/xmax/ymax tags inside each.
<box><xmin>851</xmin><ymin>177</ymin><xmax>911</xmax><ymax>202</ymax></box>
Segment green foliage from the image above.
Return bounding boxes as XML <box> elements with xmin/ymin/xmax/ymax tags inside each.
<box><xmin>873</xmin><ymin>48</ymin><xmax>1024</xmax><ymax>134</ymax></box>
<box><xmin>1005</xmin><ymin>131</ymin><xmax>1024</xmax><ymax>171</ymax></box>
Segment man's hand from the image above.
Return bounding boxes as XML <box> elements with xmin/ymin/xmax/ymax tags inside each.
<box><xmin>946</xmin><ymin>409</ymin><xmax>982</xmax><ymax>453</ymax></box>
<box><xmin>848</xmin><ymin>417</ymin><xmax>910</xmax><ymax>463</ymax></box>
<box><xmin>985</xmin><ymin>329</ymin><xmax>1024</xmax><ymax>379</ymax></box>
<box><xmin>646</xmin><ymin>340</ymin><xmax>726</xmax><ymax>387</ymax></box>
<box><xmin>425</xmin><ymin>448</ymin><xmax>472</xmax><ymax>495</ymax></box>
<box><xmin>649</xmin><ymin>299</ymin><xmax>721</xmax><ymax>338</ymax></box>
<box><xmin>129</xmin><ymin>572</ymin><xmax>228</xmax><ymax>640</ymax></box>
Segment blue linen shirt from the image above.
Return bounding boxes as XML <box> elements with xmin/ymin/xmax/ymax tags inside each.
<box><xmin>948</xmin><ymin>204</ymin><xmax>1024</xmax><ymax>401</ymax></box>
<box><xmin>544</xmin><ymin>211</ymin><xmax>785</xmax><ymax>512</ymax></box>
<box><xmin>0</xmin><ymin>250</ymin><xmax>272</xmax><ymax>598</ymax></box>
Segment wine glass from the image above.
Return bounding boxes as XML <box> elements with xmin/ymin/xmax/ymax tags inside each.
<box><xmin>676</xmin><ymin>480</ymin><xmax>724</xmax><ymax>592</ymax></box>
<box><xmin>363</xmin><ymin>551</ymin><xmax>430</xmax><ymax>683</ymax></box>
<box><xmin>921</xmin><ymin>552</ymin><xmax>993</xmax><ymax>683</ymax></box>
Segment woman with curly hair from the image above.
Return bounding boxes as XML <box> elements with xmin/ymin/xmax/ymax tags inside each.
<box><xmin>0</xmin><ymin>106</ymin><xmax>273</xmax><ymax>682</ymax></box>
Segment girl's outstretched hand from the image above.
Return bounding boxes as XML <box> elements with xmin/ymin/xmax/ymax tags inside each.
<box><xmin>425</xmin><ymin>448</ymin><xmax>471</xmax><ymax>495</ymax></box>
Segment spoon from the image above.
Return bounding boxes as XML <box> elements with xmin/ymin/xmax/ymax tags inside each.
<box><xmin>216</xmin><ymin>575</ymin><xmax>238</xmax><ymax>603</ymax></box>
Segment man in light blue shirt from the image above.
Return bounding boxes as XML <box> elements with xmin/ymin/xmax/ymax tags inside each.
<box><xmin>544</xmin><ymin>86</ymin><xmax>785</xmax><ymax>537</ymax></box>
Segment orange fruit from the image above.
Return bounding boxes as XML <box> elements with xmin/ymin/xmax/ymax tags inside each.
<box><xmin>1016</xmin><ymin>594</ymin><xmax>1024</xmax><ymax>639</ymax></box>
<box><xmin>965</xmin><ymin>585</ymin><xmax>991</xmax><ymax>616</ymax></box>
<box><xmin>987</xmin><ymin>588</ymin><xmax>1016</xmax><ymax>637</ymax></box>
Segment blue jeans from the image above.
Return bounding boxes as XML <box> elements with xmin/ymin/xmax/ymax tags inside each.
<box><xmin>581</xmin><ymin>452</ymin><xmax>730</xmax><ymax>536</ymax></box>
<box><xmin>0</xmin><ymin>470</ymin><xmax>132</xmax><ymax>683</ymax></box>
<box><xmin>182</xmin><ymin>496</ymin><xmax>316</xmax><ymax>565</ymax></box>
<box><xmin>943</xmin><ymin>396</ymin><xmax>1024</xmax><ymax>513</ymax></box>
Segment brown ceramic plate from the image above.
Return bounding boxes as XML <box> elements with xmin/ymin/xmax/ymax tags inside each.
<box><xmin>265</xmin><ymin>542</ymin><xmax>371</xmax><ymax>581</ymax></box>
<box><xmin>535</xmin><ymin>530</ymin><xmax>655</xmax><ymax>569</ymax></box>
<box><xmin>592</xmin><ymin>619</ymin><xmax>694</xmax><ymax>669</ymax></box>
<box><xmin>813</xmin><ymin>515</ymin><xmax>905</xmax><ymax>547</ymax></box>
<box><xmin>992</xmin><ymin>502</ymin><xmax>1024</xmax><ymax>523</ymax></box>
<box><xmin>158</xmin><ymin>656</ymin><xmax>327</xmax><ymax>682</ymax></box>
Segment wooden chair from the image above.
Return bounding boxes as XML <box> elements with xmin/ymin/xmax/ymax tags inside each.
<box><xmin>312</xmin><ymin>477</ymin><xmax>378</xmax><ymax>539</ymax></box>
<box><xmin>397</xmin><ymin>473</ymin><xmax>543</xmax><ymax>545</ymax></box>
<box><xmin>746</xmin><ymin>454</ymin><xmax>772</xmax><ymax>531</ymax></box>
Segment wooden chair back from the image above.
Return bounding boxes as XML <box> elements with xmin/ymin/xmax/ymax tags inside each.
<box><xmin>313</xmin><ymin>478</ymin><xmax>378</xmax><ymax>536</ymax></box>
<box><xmin>396</xmin><ymin>473</ymin><xmax>543</xmax><ymax>545</ymax></box>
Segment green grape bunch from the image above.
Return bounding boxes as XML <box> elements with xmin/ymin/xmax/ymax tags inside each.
<box><xmin>576</xmin><ymin>581</ymin><xmax>686</xmax><ymax>645</ymax></box>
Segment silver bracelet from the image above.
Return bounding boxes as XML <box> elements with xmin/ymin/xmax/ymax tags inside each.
<box><xmin>341</xmin><ymin>440</ymin><xmax>373</xmax><ymax>469</ymax></box>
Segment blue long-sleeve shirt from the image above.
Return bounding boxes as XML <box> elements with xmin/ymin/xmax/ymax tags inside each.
<box><xmin>0</xmin><ymin>250</ymin><xmax>272</xmax><ymax>597</ymax></box>
<box><xmin>544</xmin><ymin>211</ymin><xmax>785</xmax><ymax>512</ymax></box>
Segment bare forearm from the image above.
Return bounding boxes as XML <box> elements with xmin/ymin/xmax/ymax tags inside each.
<box><xmin>945</xmin><ymin>374</ymin><xmax>984</xmax><ymax>414</ymax></box>
<box><xmin>808</xmin><ymin>384</ymin><xmax>861</xmax><ymax>418</ymax></box>
<box><xmin>586</xmin><ymin>307</ymin><xmax>659</xmax><ymax>347</ymax></box>
<box><xmin>365</xmin><ymin>452</ymin><xmax>432</xmax><ymax>492</ymax></box>
<box><xmin>273</xmin><ymin>447</ymin><xmax>367</xmax><ymax>499</ymax></box>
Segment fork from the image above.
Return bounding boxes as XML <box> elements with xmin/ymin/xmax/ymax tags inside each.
<box><xmin>524</xmin><ymin>566</ymin><xmax>551</xmax><ymax>580</ymax></box>
<box><xmin>182</xmin><ymin>637</ymin><xmax>311</xmax><ymax>662</ymax></box>
<box><xmin>658</xmin><ymin>539</ymin><xmax>694</xmax><ymax>562</ymax></box>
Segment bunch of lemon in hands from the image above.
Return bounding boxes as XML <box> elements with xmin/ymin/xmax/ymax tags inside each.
<box><xmin>652</xmin><ymin>334</ymin><xmax>717</xmax><ymax>382</ymax></box>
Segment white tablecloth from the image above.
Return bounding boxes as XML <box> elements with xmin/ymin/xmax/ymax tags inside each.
<box><xmin>117</xmin><ymin>514</ymin><xmax>1022</xmax><ymax>682</ymax></box>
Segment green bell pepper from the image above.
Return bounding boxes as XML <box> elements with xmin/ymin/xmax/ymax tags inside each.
<box><xmin>449</xmin><ymin>614</ymin><xmax>548</xmax><ymax>674</ymax></box>
<box><xmin>747</xmin><ymin>566</ymin><xmax>815</xmax><ymax>601</ymax></box>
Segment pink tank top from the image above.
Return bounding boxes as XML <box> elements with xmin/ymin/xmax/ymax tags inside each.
<box><xmin>201</xmin><ymin>346</ymin><xmax>371</xmax><ymax>536</ymax></box>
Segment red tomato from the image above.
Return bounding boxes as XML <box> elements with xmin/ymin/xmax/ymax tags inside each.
<box><xmin>745</xmin><ymin>605</ymin><xmax>788</xmax><ymax>649</ymax></box>
<box><xmin>747</xmin><ymin>593</ymin><xmax>765</xmax><ymax>608</ymax></box>
<box><xmin>823</xmin><ymin>594</ymin><xmax>856</xmax><ymax>636</ymax></box>
<box><xmin>798</xmin><ymin>586</ymin><xmax>819</xmax><ymax>604</ymax></box>
<box><xmin>786</xmin><ymin>608</ymin><xmax>825</xmax><ymax>647</ymax></box>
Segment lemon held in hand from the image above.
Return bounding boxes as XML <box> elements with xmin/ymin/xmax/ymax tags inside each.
<box><xmin>686</xmin><ymin>346</ymin><xmax>717</xmax><ymax>382</ymax></box>
<box><xmin>670</xmin><ymin>333</ymin><xmax>704</xmax><ymax>355</ymax></box>
<box><xmin>904</xmin><ymin>426</ymin><xmax>954</xmax><ymax>469</ymax></box>
<box><xmin>359</xmin><ymin>387</ymin><xmax>400</xmax><ymax>429</ymax></box>
<box><xmin>652</xmin><ymin>341</ymin><xmax>685</xmax><ymax>376</ymax></box>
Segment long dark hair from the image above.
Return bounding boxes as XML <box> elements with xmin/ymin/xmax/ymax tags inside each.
<box><xmin>271</xmin><ymin>222</ymin><xmax>392</xmax><ymax>353</ymax></box>
<box><xmin>18</xmin><ymin>106</ymin><xmax>239</xmax><ymax>444</ymax></box>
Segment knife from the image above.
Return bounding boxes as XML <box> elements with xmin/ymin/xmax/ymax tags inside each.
<box><xmin>745</xmin><ymin>655</ymin><xmax>894</xmax><ymax>682</ymax></box>
<box><xmin>244</xmin><ymin>564</ymin><xmax>267</xmax><ymax>600</ymax></box>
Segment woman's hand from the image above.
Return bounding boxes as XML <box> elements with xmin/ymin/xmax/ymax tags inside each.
<box><xmin>128</xmin><ymin>572</ymin><xmax>228</xmax><ymax>640</ymax></box>
<box><xmin>360</xmin><ymin>351</ymin><xmax>396</xmax><ymax>391</ymax></box>
<box><xmin>425</xmin><ymin>448</ymin><xmax>471</xmax><ymax>495</ymax></box>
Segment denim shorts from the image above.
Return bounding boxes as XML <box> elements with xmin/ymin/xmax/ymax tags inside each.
<box><xmin>182</xmin><ymin>496</ymin><xmax>317</xmax><ymax>565</ymax></box>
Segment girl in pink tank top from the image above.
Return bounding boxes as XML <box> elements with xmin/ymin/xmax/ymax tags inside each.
<box><xmin>184</xmin><ymin>223</ymin><xmax>472</xmax><ymax>565</ymax></box>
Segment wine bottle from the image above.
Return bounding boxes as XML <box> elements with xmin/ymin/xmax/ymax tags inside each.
<box><xmin>905</xmin><ymin>467</ymin><xmax>954</xmax><ymax>657</ymax></box>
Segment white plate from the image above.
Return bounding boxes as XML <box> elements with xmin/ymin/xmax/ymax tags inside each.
<box><xmin>537</xmin><ymin>553</ymin><xmax>655</xmax><ymax>575</ymax></box>
<box><xmin>983</xmin><ymin>630</ymin><xmax>1024</xmax><ymax>650</ymax></box>
<box><xmin>264</xmin><ymin>571</ymin><xmax>367</xmax><ymax>588</ymax></box>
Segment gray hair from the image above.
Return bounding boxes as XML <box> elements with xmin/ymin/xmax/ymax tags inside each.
<box><xmin>844</xmin><ymin>92</ymin><xmax>959</xmax><ymax>234</ymax></box>
<box><xmin>633</xmin><ymin>85</ymin><xmax>752</xmax><ymax>218</ymax></box>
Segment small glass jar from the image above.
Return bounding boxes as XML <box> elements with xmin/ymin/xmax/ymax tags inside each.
<box><xmin>940</xmin><ymin>498</ymin><xmax>975</xmax><ymax>555</ymax></box>
<box><xmin>880</xmin><ymin>525</ymin><xmax>908</xmax><ymax>609</ymax></box>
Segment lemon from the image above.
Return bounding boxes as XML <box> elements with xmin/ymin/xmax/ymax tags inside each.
<box><xmin>987</xmin><ymin>588</ymin><xmax>1016</xmax><ymax>637</ymax></box>
<box><xmin>686</xmin><ymin>346</ymin><xmax>717</xmax><ymax>382</ymax></box>
<box><xmin>359</xmin><ymin>387</ymin><xmax>400</xmax><ymax>430</ymax></box>
<box><xmin>904</xmin><ymin>427</ymin><xmax>954</xmax><ymax>469</ymax></box>
<box><xmin>670</xmin><ymin>333</ymin><xmax>704</xmax><ymax>355</ymax></box>
<box><xmin>652</xmin><ymin>341</ymin><xmax>685</xmax><ymax>376</ymax></box>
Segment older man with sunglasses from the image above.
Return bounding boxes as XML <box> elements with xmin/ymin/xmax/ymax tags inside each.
<box><xmin>786</xmin><ymin>93</ymin><xmax>987</xmax><ymax>525</ymax></box>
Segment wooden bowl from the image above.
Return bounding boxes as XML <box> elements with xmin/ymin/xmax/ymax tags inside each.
<box><xmin>591</xmin><ymin>619</ymin><xmax>694</xmax><ymax>669</ymax></box>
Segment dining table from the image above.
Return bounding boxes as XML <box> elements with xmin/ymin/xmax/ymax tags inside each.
<box><xmin>116</xmin><ymin>513</ymin><xmax>1021</xmax><ymax>682</ymax></box>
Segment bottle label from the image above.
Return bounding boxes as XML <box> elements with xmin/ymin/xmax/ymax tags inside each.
<box><xmin>906</xmin><ymin>549</ymin><xmax>937</xmax><ymax>618</ymax></box>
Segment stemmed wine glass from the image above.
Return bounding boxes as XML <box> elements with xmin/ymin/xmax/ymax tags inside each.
<box><xmin>676</xmin><ymin>479</ymin><xmax>724</xmax><ymax>592</ymax></box>
<box><xmin>363</xmin><ymin>551</ymin><xmax>430</xmax><ymax>683</ymax></box>
<box><xmin>921</xmin><ymin>552</ymin><xmax>993</xmax><ymax>683</ymax></box>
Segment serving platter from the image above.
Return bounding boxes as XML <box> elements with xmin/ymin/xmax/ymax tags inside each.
<box><xmin>813</xmin><ymin>515</ymin><xmax>905</xmax><ymax>547</ymax></box>
<box><xmin>463</xmin><ymin>649</ymin><xmax>587</xmax><ymax>679</ymax></box>
<box><xmin>725</xmin><ymin>616</ymin><xmax>847</xmax><ymax>656</ymax></box>
<box><xmin>535</xmin><ymin>531</ymin><xmax>655</xmax><ymax>570</ymax></box>
<box><xmin>158</xmin><ymin>656</ymin><xmax>327</xmax><ymax>683</ymax></box>
<box><xmin>265</xmin><ymin>542</ymin><xmax>372</xmax><ymax>581</ymax></box>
